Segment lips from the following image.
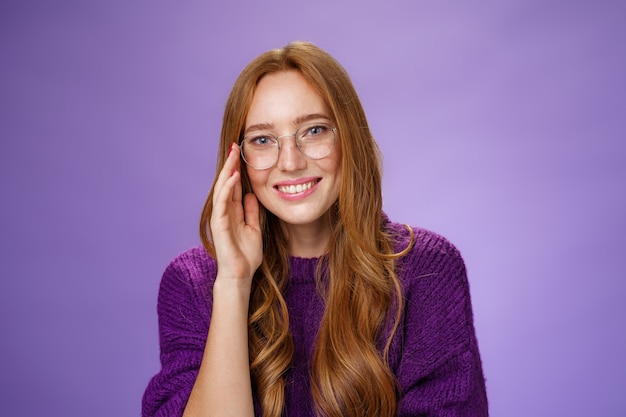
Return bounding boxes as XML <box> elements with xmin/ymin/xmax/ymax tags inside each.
<box><xmin>275</xmin><ymin>179</ymin><xmax>320</xmax><ymax>195</ymax></box>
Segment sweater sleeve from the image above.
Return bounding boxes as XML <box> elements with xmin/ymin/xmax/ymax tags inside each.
<box><xmin>395</xmin><ymin>230</ymin><xmax>488</xmax><ymax>417</ymax></box>
<box><xmin>142</xmin><ymin>248</ymin><xmax>215</xmax><ymax>417</ymax></box>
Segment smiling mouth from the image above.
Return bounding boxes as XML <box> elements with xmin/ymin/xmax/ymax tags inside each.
<box><xmin>276</xmin><ymin>179</ymin><xmax>320</xmax><ymax>195</ymax></box>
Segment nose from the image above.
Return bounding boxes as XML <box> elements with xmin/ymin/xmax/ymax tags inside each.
<box><xmin>275</xmin><ymin>135</ymin><xmax>306</xmax><ymax>171</ymax></box>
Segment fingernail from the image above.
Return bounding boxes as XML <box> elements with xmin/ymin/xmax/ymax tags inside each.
<box><xmin>228</xmin><ymin>143</ymin><xmax>234</xmax><ymax>156</ymax></box>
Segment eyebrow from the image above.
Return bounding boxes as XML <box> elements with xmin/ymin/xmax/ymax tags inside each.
<box><xmin>244</xmin><ymin>113</ymin><xmax>332</xmax><ymax>135</ymax></box>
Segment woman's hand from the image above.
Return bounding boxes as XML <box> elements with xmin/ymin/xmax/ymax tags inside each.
<box><xmin>209</xmin><ymin>143</ymin><xmax>262</xmax><ymax>283</ymax></box>
<box><xmin>184</xmin><ymin>143</ymin><xmax>258</xmax><ymax>417</ymax></box>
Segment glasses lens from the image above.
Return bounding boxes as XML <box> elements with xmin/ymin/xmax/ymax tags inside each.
<box><xmin>241</xmin><ymin>135</ymin><xmax>278</xmax><ymax>170</ymax></box>
<box><xmin>297</xmin><ymin>124</ymin><xmax>335</xmax><ymax>159</ymax></box>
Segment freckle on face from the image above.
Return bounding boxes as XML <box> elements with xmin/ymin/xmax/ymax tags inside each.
<box><xmin>244</xmin><ymin>70</ymin><xmax>342</xmax><ymax>232</ymax></box>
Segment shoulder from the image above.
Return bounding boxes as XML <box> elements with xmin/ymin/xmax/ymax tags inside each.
<box><xmin>157</xmin><ymin>246</ymin><xmax>217</xmax><ymax>313</ymax></box>
<box><xmin>384</xmin><ymin>217</ymin><xmax>466</xmax><ymax>283</ymax></box>
<box><xmin>384</xmin><ymin>217</ymin><xmax>473</xmax><ymax>330</ymax></box>
<box><xmin>384</xmin><ymin>218</ymin><xmax>479</xmax><ymax>369</ymax></box>
<box><xmin>161</xmin><ymin>246</ymin><xmax>217</xmax><ymax>284</ymax></box>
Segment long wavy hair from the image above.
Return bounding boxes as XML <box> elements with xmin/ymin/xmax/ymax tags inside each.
<box><xmin>200</xmin><ymin>41</ymin><xmax>413</xmax><ymax>417</ymax></box>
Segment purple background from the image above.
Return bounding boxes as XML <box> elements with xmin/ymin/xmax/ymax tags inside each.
<box><xmin>1</xmin><ymin>0</ymin><xmax>624</xmax><ymax>416</ymax></box>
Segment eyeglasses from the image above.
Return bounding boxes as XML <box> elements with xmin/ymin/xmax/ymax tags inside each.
<box><xmin>240</xmin><ymin>122</ymin><xmax>337</xmax><ymax>170</ymax></box>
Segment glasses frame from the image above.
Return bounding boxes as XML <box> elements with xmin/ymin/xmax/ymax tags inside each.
<box><xmin>239</xmin><ymin>123</ymin><xmax>337</xmax><ymax>170</ymax></box>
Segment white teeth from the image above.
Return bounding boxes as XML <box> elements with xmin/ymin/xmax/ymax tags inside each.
<box><xmin>278</xmin><ymin>181</ymin><xmax>316</xmax><ymax>194</ymax></box>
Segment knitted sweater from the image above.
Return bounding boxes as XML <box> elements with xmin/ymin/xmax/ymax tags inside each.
<box><xmin>142</xmin><ymin>220</ymin><xmax>488</xmax><ymax>416</ymax></box>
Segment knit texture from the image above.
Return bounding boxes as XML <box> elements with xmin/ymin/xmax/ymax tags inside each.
<box><xmin>142</xmin><ymin>220</ymin><xmax>488</xmax><ymax>416</ymax></box>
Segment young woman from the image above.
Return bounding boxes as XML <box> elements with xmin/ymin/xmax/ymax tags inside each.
<box><xmin>143</xmin><ymin>41</ymin><xmax>488</xmax><ymax>417</ymax></box>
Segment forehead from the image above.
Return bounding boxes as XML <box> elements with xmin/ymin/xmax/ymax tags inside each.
<box><xmin>245</xmin><ymin>70</ymin><xmax>331</xmax><ymax>128</ymax></box>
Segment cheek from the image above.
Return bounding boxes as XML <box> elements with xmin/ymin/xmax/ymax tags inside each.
<box><xmin>332</xmin><ymin>166</ymin><xmax>342</xmax><ymax>196</ymax></box>
<box><xmin>328</xmin><ymin>148</ymin><xmax>342</xmax><ymax>180</ymax></box>
<box><xmin>325</xmin><ymin>155</ymin><xmax>342</xmax><ymax>198</ymax></box>
<box><xmin>246</xmin><ymin>170</ymin><xmax>269</xmax><ymax>195</ymax></box>
<box><xmin>334</xmin><ymin>151</ymin><xmax>343</xmax><ymax>198</ymax></box>
<box><xmin>333</xmin><ymin>141</ymin><xmax>342</xmax><ymax>173</ymax></box>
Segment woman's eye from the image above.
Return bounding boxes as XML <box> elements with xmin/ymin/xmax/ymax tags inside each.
<box><xmin>305</xmin><ymin>125</ymin><xmax>326</xmax><ymax>137</ymax></box>
<box><xmin>251</xmin><ymin>135</ymin><xmax>272</xmax><ymax>145</ymax></box>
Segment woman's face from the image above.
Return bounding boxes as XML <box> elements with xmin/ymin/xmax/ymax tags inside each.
<box><xmin>243</xmin><ymin>70</ymin><xmax>342</xmax><ymax>234</ymax></box>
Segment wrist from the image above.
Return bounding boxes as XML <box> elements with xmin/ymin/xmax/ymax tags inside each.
<box><xmin>213</xmin><ymin>274</ymin><xmax>253</xmax><ymax>297</ymax></box>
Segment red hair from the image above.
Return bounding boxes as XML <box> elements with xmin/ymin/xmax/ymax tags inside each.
<box><xmin>200</xmin><ymin>41</ymin><xmax>413</xmax><ymax>417</ymax></box>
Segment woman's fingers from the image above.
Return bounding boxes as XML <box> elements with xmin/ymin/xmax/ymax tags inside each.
<box><xmin>231</xmin><ymin>169</ymin><xmax>243</xmax><ymax>206</ymax></box>
<box><xmin>213</xmin><ymin>144</ymin><xmax>234</xmax><ymax>189</ymax></box>
<box><xmin>243</xmin><ymin>193</ymin><xmax>260</xmax><ymax>231</ymax></box>
<box><xmin>213</xmin><ymin>143</ymin><xmax>243</xmax><ymax>216</ymax></box>
<box><xmin>213</xmin><ymin>143</ymin><xmax>241</xmax><ymax>204</ymax></box>
<box><xmin>210</xmin><ymin>146</ymin><xmax>262</xmax><ymax>279</ymax></box>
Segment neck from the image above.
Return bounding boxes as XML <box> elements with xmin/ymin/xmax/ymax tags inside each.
<box><xmin>280</xmin><ymin>215</ymin><xmax>332</xmax><ymax>258</ymax></box>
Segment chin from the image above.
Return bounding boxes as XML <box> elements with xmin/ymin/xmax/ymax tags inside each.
<box><xmin>272</xmin><ymin>207</ymin><xmax>332</xmax><ymax>227</ymax></box>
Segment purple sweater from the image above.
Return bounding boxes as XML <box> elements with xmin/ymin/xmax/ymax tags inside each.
<box><xmin>142</xmin><ymin>220</ymin><xmax>488</xmax><ymax>416</ymax></box>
